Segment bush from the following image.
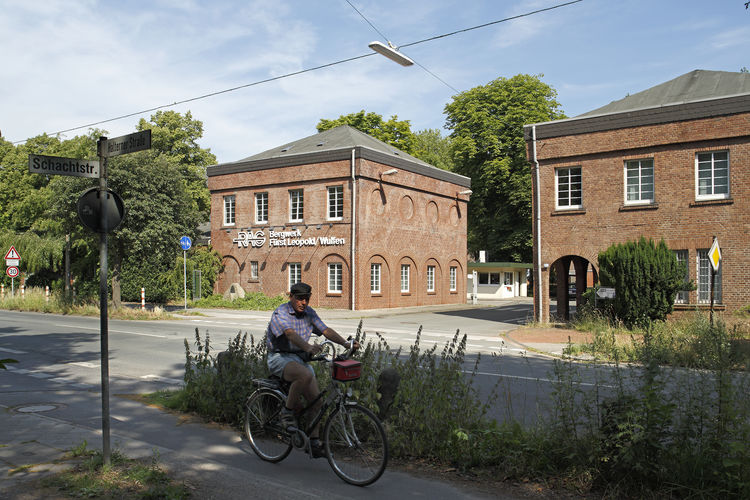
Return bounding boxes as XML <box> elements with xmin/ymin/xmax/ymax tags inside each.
<box><xmin>597</xmin><ymin>237</ymin><xmax>691</xmax><ymax>327</ymax></box>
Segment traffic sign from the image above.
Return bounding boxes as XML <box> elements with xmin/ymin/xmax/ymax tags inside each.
<box><xmin>596</xmin><ymin>287</ymin><xmax>616</xmax><ymax>299</ymax></box>
<box><xmin>101</xmin><ymin>129</ymin><xmax>152</xmax><ymax>158</ymax></box>
<box><xmin>180</xmin><ymin>236</ymin><xmax>192</xmax><ymax>251</ymax></box>
<box><xmin>5</xmin><ymin>246</ymin><xmax>20</xmax><ymax>260</ymax></box>
<box><xmin>77</xmin><ymin>188</ymin><xmax>126</xmax><ymax>233</ymax></box>
<box><xmin>28</xmin><ymin>154</ymin><xmax>100</xmax><ymax>178</ymax></box>
<box><xmin>708</xmin><ymin>238</ymin><xmax>721</xmax><ymax>272</ymax></box>
<box><xmin>6</xmin><ymin>266</ymin><xmax>19</xmax><ymax>278</ymax></box>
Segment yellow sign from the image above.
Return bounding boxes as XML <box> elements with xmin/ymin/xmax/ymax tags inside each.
<box><xmin>708</xmin><ymin>239</ymin><xmax>721</xmax><ymax>272</ymax></box>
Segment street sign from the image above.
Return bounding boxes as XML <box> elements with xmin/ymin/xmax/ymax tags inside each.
<box><xmin>5</xmin><ymin>259</ymin><xmax>19</xmax><ymax>267</ymax></box>
<box><xmin>596</xmin><ymin>287</ymin><xmax>616</xmax><ymax>299</ymax></box>
<box><xmin>5</xmin><ymin>246</ymin><xmax>20</xmax><ymax>259</ymax></box>
<box><xmin>101</xmin><ymin>129</ymin><xmax>152</xmax><ymax>157</ymax></box>
<box><xmin>180</xmin><ymin>236</ymin><xmax>192</xmax><ymax>251</ymax></box>
<box><xmin>708</xmin><ymin>238</ymin><xmax>721</xmax><ymax>272</ymax></box>
<box><xmin>6</xmin><ymin>266</ymin><xmax>19</xmax><ymax>278</ymax></box>
<box><xmin>28</xmin><ymin>154</ymin><xmax>100</xmax><ymax>178</ymax></box>
<box><xmin>77</xmin><ymin>188</ymin><xmax>126</xmax><ymax>233</ymax></box>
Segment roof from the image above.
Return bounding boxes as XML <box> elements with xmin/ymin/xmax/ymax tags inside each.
<box><xmin>524</xmin><ymin>70</ymin><xmax>750</xmax><ymax>140</ymax></box>
<box><xmin>208</xmin><ymin>125</ymin><xmax>470</xmax><ymax>187</ymax></box>
<box><xmin>468</xmin><ymin>262</ymin><xmax>533</xmax><ymax>269</ymax></box>
<box><xmin>579</xmin><ymin>70</ymin><xmax>750</xmax><ymax>117</ymax></box>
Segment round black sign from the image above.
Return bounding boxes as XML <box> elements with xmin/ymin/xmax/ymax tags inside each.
<box><xmin>77</xmin><ymin>187</ymin><xmax>125</xmax><ymax>233</ymax></box>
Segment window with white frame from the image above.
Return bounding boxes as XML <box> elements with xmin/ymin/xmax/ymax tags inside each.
<box><xmin>427</xmin><ymin>266</ymin><xmax>435</xmax><ymax>292</ymax></box>
<box><xmin>289</xmin><ymin>190</ymin><xmax>304</xmax><ymax>222</ymax></box>
<box><xmin>328</xmin><ymin>263</ymin><xmax>343</xmax><ymax>293</ymax></box>
<box><xmin>250</xmin><ymin>261</ymin><xmax>259</xmax><ymax>280</ymax></box>
<box><xmin>223</xmin><ymin>195</ymin><xmax>236</xmax><ymax>226</ymax></box>
<box><xmin>288</xmin><ymin>263</ymin><xmax>301</xmax><ymax>289</ymax></box>
<box><xmin>504</xmin><ymin>272</ymin><xmax>513</xmax><ymax>286</ymax></box>
<box><xmin>696</xmin><ymin>151</ymin><xmax>729</xmax><ymax>200</ymax></box>
<box><xmin>449</xmin><ymin>267</ymin><xmax>457</xmax><ymax>291</ymax></box>
<box><xmin>370</xmin><ymin>263</ymin><xmax>381</xmax><ymax>294</ymax></box>
<box><xmin>625</xmin><ymin>159</ymin><xmax>654</xmax><ymax>204</ymax></box>
<box><xmin>674</xmin><ymin>250</ymin><xmax>688</xmax><ymax>304</ymax></box>
<box><xmin>556</xmin><ymin>167</ymin><xmax>582</xmax><ymax>209</ymax></box>
<box><xmin>255</xmin><ymin>192</ymin><xmax>268</xmax><ymax>224</ymax></box>
<box><xmin>400</xmin><ymin>264</ymin><xmax>410</xmax><ymax>293</ymax></box>
<box><xmin>327</xmin><ymin>185</ymin><xmax>344</xmax><ymax>220</ymax></box>
<box><xmin>697</xmin><ymin>249</ymin><xmax>722</xmax><ymax>303</ymax></box>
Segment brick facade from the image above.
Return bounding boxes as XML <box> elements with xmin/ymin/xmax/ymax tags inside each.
<box><xmin>525</xmin><ymin>85</ymin><xmax>750</xmax><ymax>322</ymax></box>
<box><xmin>207</xmin><ymin>127</ymin><xmax>470</xmax><ymax>310</ymax></box>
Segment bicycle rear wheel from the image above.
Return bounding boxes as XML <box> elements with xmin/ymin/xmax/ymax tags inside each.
<box><xmin>324</xmin><ymin>403</ymin><xmax>388</xmax><ymax>486</ymax></box>
<box><xmin>244</xmin><ymin>390</ymin><xmax>292</xmax><ymax>462</ymax></box>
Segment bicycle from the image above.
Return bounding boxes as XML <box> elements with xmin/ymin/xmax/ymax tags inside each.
<box><xmin>244</xmin><ymin>339</ymin><xmax>388</xmax><ymax>486</ymax></box>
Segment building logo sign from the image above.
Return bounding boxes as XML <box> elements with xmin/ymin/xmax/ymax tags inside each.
<box><xmin>233</xmin><ymin>229</ymin><xmax>345</xmax><ymax>249</ymax></box>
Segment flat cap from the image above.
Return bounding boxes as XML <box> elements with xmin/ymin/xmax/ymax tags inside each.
<box><xmin>290</xmin><ymin>282</ymin><xmax>312</xmax><ymax>296</ymax></box>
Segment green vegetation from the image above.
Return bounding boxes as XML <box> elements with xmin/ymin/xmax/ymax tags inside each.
<box><xmin>41</xmin><ymin>441</ymin><xmax>189</xmax><ymax>499</ymax></box>
<box><xmin>596</xmin><ymin>237</ymin><xmax>692</xmax><ymax>327</ymax></box>
<box><xmin>165</xmin><ymin>314</ymin><xmax>749</xmax><ymax>498</ymax></box>
<box><xmin>190</xmin><ymin>292</ymin><xmax>286</xmax><ymax>310</ymax></box>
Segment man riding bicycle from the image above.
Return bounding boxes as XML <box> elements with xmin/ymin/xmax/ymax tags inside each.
<box><xmin>266</xmin><ymin>282</ymin><xmax>359</xmax><ymax>457</ymax></box>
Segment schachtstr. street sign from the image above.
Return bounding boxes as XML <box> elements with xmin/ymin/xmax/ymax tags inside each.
<box><xmin>28</xmin><ymin>154</ymin><xmax>100</xmax><ymax>178</ymax></box>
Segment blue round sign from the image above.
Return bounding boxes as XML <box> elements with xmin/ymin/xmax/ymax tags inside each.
<box><xmin>180</xmin><ymin>236</ymin><xmax>192</xmax><ymax>251</ymax></box>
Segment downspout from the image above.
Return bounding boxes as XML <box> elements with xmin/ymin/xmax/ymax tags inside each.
<box><xmin>532</xmin><ymin>125</ymin><xmax>543</xmax><ymax>323</ymax></box>
<box><xmin>350</xmin><ymin>148</ymin><xmax>356</xmax><ymax>311</ymax></box>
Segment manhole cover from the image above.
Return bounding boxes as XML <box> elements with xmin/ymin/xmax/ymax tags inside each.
<box><xmin>15</xmin><ymin>404</ymin><xmax>58</xmax><ymax>413</ymax></box>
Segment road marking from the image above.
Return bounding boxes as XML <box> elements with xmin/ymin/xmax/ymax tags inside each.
<box><xmin>468</xmin><ymin>370</ymin><xmax>616</xmax><ymax>388</ymax></box>
<box><xmin>56</xmin><ymin>324</ymin><xmax>168</xmax><ymax>339</ymax></box>
<box><xmin>69</xmin><ymin>362</ymin><xmax>99</xmax><ymax>369</ymax></box>
<box><xmin>141</xmin><ymin>374</ymin><xmax>183</xmax><ymax>385</ymax></box>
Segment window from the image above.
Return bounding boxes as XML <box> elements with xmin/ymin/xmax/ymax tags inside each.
<box><xmin>289</xmin><ymin>190</ymin><xmax>303</xmax><ymax>222</ymax></box>
<box><xmin>401</xmin><ymin>265</ymin><xmax>410</xmax><ymax>293</ymax></box>
<box><xmin>625</xmin><ymin>159</ymin><xmax>654</xmax><ymax>204</ymax></box>
<box><xmin>674</xmin><ymin>250</ymin><xmax>688</xmax><ymax>304</ymax></box>
<box><xmin>556</xmin><ymin>167</ymin><xmax>582</xmax><ymax>209</ymax></box>
<box><xmin>427</xmin><ymin>266</ymin><xmax>435</xmax><ymax>292</ymax></box>
<box><xmin>327</xmin><ymin>185</ymin><xmax>344</xmax><ymax>220</ymax></box>
<box><xmin>449</xmin><ymin>267</ymin><xmax>457</xmax><ymax>291</ymax></box>
<box><xmin>504</xmin><ymin>272</ymin><xmax>513</xmax><ymax>286</ymax></box>
<box><xmin>250</xmin><ymin>261</ymin><xmax>259</xmax><ymax>280</ymax></box>
<box><xmin>288</xmin><ymin>263</ymin><xmax>301</xmax><ymax>289</ymax></box>
<box><xmin>478</xmin><ymin>272</ymin><xmax>500</xmax><ymax>285</ymax></box>
<box><xmin>697</xmin><ymin>250</ymin><xmax>722</xmax><ymax>303</ymax></box>
<box><xmin>328</xmin><ymin>263</ymin><xmax>343</xmax><ymax>293</ymax></box>
<box><xmin>223</xmin><ymin>195</ymin><xmax>236</xmax><ymax>226</ymax></box>
<box><xmin>370</xmin><ymin>263</ymin><xmax>381</xmax><ymax>294</ymax></box>
<box><xmin>696</xmin><ymin>151</ymin><xmax>729</xmax><ymax>200</ymax></box>
<box><xmin>255</xmin><ymin>193</ymin><xmax>268</xmax><ymax>224</ymax></box>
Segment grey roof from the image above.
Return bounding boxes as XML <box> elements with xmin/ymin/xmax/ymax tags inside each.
<box><xmin>208</xmin><ymin>125</ymin><xmax>470</xmax><ymax>187</ymax></box>
<box><xmin>579</xmin><ymin>70</ymin><xmax>750</xmax><ymax>117</ymax></box>
<box><xmin>524</xmin><ymin>70</ymin><xmax>750</xmax><ymax>141</ymax></box>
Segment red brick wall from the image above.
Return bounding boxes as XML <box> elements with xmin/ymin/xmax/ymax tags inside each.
<box><xmin>207</xmin><ymin>157</ymin><xmax>468</xmax><ymax>310</ymax></box>
<box><xmin>528</xmin><ymin>111</ymin><xmax>750</xmax><ymax>320</ymax></box>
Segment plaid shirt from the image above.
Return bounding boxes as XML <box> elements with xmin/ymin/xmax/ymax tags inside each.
<box><xmin>266</xmin><ymin>302</ymin><xmax>328</xmax><ymax>353</ymax></box>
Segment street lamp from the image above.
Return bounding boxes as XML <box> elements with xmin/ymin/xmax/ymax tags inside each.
<box><xmin>368</xmin><ymin>41</ymin><xmax>414</xmax><ymax>67</ymax></box>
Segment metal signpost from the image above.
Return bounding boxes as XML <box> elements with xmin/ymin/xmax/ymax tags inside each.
<box><xmin>6</xmin><ymin>246</ymin><xmax>21</xmax><ymax>295</ymax></box>
<box><xmin>180</xmin><ymin>236</ymin><xmax>192</xmax><ymax>310</ymax></box>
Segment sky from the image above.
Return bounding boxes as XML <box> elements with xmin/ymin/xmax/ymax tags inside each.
<box><xmin>2</xmin><ymin>0</ymin><xmax>749</xmax><ymax>164</ymax></box>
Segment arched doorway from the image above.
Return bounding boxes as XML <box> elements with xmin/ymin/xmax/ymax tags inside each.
<box><xmin>550</xmin><ymin>255</ymin><xmax>598</xmax><ymax>321</ymax></box>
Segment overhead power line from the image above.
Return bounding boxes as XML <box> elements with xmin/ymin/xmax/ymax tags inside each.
<box><xmin>11</xmin><ymin>0</ymin><xmax>583</xmax><ymax>144</ymax></box>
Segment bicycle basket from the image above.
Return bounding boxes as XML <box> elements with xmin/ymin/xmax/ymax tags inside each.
<box><xmin>332</xmin><ymin>359</ymin><xmax>361</xmax><ymax>381</ymax></box>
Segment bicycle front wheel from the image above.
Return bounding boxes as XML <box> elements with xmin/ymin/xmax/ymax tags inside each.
<box><xmin>244</xmin><ymin>390</ymin><xmax>292</xmax><ymax>462</ymax></box>
<box><xmin>324</xmin><ymin>403</ymin><xmax>388</xmax><ymax>486</ymax></box>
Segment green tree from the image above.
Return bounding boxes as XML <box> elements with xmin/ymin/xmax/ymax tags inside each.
<box><xmin>444</xmin><ymin>74</ymin><xmax>566</xmax><ymax>262</ymax></box>
<box><xmin>597</xmin><ymin>237</ymin><xmax>691</xmax><ymax>327</ymax></box>
<box><xmin>317</xmin><ymin>110</ymin><xmax>418</xmax><ymax>155</ymax></box>
<box><xmin>412</xmin><ymin>129</ymin><xmax>453</xmax><ymax>171</ymax></box>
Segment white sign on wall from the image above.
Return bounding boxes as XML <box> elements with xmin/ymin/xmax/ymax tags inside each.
<box><xmin>233</xmin><ymin>229</ymin><xmax>345</xmax><ymax>249</ymax></box>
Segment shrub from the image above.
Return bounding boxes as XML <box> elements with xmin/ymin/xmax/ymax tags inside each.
<box><xmin>597</xmin><ymin>237</ymin><xmax>691</xmax><ymax>327</ymax></box>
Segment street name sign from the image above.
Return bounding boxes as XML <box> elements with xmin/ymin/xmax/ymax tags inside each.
<box><xmin>102</xmin><ymin>129</ymin><xmax>151</xmax><ymax>157</ymax></box>
<box><xmin>708</xmin><ymin>238</ymin><xmax>721</xmax><ymax>272</ymax></box>
<box><xmin>28</xmin><ymin>154</ymin><xmax>100</xmax><ymax>178</ymax></box>
<box><xmin>596</xmin><ymin>287</ymin><xmax>616</xmax><ymax>299</ymax></box>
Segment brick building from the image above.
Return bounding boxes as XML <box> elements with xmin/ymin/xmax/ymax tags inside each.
<box><xmin>206</xmin><ymin>125</ymin><xmax>471</xmax><ymax>310</ymax></box>
<box><xmin>524</xmin><ymin>70</ymin><xmax>750</xmax><ymax>322</ymax></box>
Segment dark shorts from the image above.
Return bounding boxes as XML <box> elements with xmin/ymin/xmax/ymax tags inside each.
<box><xmin>267</xmin><ymin>351</ymin><xmax>315</xmax><ymax>379</ymax></box>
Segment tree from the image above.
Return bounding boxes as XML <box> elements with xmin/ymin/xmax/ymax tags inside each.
<box><xmin>317</xmin><ymin>110</ymin><xmax>418</xmax><ymax>156</ymax></box>
<box><xmin>444</xmin><ymin>74</ymin><xmax>566</xmax><ymax>262</ymax></box>
<box><xmin>597</xmin><ymin>237</ymin><xmax>691</xmax><ymax>327</ymax></box>
<box><xmin>412</xmin><ymin>129</ymin><xmax>453</xmax><ymax>171</ymax></box>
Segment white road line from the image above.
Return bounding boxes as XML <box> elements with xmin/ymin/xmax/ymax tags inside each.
<box><xmin>56</xmin><ymin>324</ymin><xmax>168</xmax><ymax>339</ymax></box>
<box><xmin>140</xmin><ymin>374</ymin><xmax>183</xmax><ymax>385</ymax></box>
<box><xmin>468</xmin><ymin>370</ymin><xmax>616</xmax><ymax>388</ymax></box>
<box><xmin>69</xmin><ymin>362</ymin><xmax>99</xmax><ymax>369</ymax></box>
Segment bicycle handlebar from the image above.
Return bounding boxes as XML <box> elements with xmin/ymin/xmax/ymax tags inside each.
<box><xmin>309</xmin><ymin>337</ymin><xmax>355</xmax><ymax>363</ymax></box>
